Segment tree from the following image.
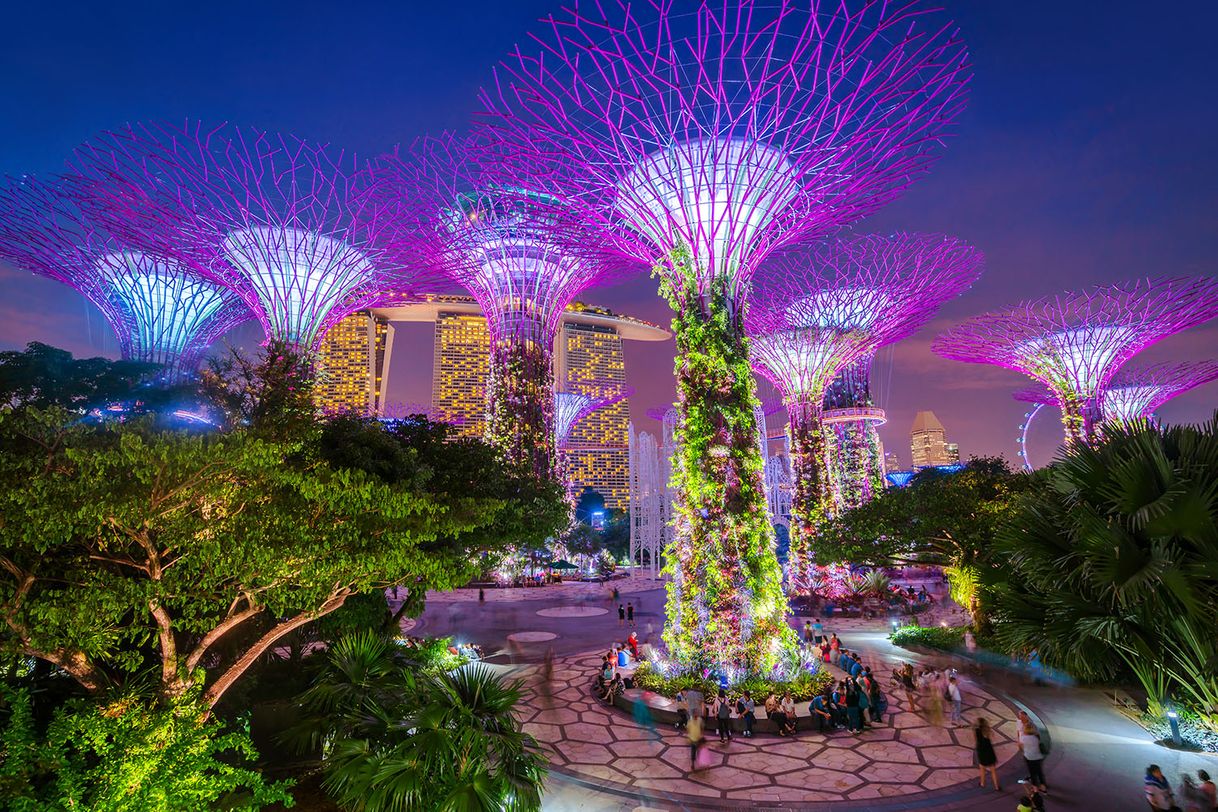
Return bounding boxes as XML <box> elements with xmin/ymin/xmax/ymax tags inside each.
<box><xmin>0</xmin><ymin>341</ymin><xmax>164</xmax><ymax>410</ymax></box>
<box><xmin>989</xmin><ymin>416</ymin><xmax>1218</xmax><ymax>722</ymax></box>
<box><xmin>0</xmin><ymin>685</ymin><xmax>291</xmax><ymax>811</ymax></box>
<box><xmin>199</xmin><ymin>338</ymin><xmax>317</xmax><ymax>439</ymax></box>
<box><xmin>0</xmin><ymin>408</ymin><xmax>549</xmax><ymax>709</ymax></box>
<box><xmin>817</xmin><ymin>457</ymin><xmax>1038</xmax><ymax>624</ymax></box>
<box><xmin>291</xmin><ymin>631</ymin><xmax>546</xmax><ymax>811</ymax></box>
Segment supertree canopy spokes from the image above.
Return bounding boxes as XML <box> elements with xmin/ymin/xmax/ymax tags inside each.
<box><xmin>0</xmin><ymin>176</ymin><xmax>247</xmax><ymax>377</ymax></box>
<box><xmin>935</xmin><ymin>278</ymin><xmax>1218</xmax><ymax>447</ymax></box>
<box><xmin>748</xmin><ymin>234</ymin><xmax>982</xmax><ymax>590</ymax></box>
<box><xmin>372</xmin><ymin>135</ymin><xmax>638</xmax><ymax>481</ymax></box>
<box><xmin>70</xmin><ymin>121</ymin><xmax>432</xmax><ymax>350</ymax></box>
<box><xmin>477</xmin><ymin>0</ymin><xmax>970</xmax><ymax>673</ymax></box>
<box><xmin>1015</xmin><ymin>360</ymin><xmax>1218</xmax><ymax>425</ymax></box>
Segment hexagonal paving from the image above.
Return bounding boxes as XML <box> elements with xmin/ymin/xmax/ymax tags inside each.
<box><xmin>513</xmin><ymin>645</ymin><xmax>1025</xmax><ymax>807</ymax></box>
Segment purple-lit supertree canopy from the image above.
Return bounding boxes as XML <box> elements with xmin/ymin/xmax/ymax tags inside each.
<box><xmin>477</xmin><ymin>0</ymin><xmax>970</xmax><ymax>671</ymax></box>
<box><xmin>749</xmin><ymin>234</ymin><xmax>980</xmax><ymax>591</ymax></box>
<box><xmin>817</xmin><ymin>235</ymin><xmax>981</xmax><ymax>513</ymax></box>
<box><xmin>70</xmin><ymin>122</ymin><xmax>433</xmax><ymax>352</ymax></box>
<box><xmin>1013</xmin><ymin>359</ymin><xmax>1218</xmax><ymax>461</ymax></box>
<box><xmin>935</xmin><ymin>278</ymin><xmax>1218</xmax><ymax>448</ymax></box>
<box><xmin>371</xmin><ymin>134</ymin><xmax>637</xmax><ymax>482</ymax></box>
<box><xmin>0</xmin><ymin>176</ymin><xmax>247</xmax><ymax>378</ymax></box>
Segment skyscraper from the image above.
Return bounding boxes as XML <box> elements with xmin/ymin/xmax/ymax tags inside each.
<box><xmin>559</xmin><ymin>320</ymin><xmax>630</xmax><ymax>510</ymax></box>
<box><xmin>363</xmin><ymin>296</ymin><xmax>667</xmax><ymax>509</ymax></box>
<box><xmin>315</xmin><ymin>310</ymin><xmax>390</xmax><ymax>413</ymax></box>
<box><xmin>910</xmin><ymin>410</ymin><xmax>958</xmax><ymax>468</ymax></box>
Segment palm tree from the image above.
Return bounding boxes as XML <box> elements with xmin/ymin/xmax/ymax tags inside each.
<box><xmin>990</xmin><ymin>414</ymin><xmax>1218</xmax><ymax>723</ymax></box>
<box><xmin>289</xmin><ymin>631</ymin><xmax>547</xmax><ymax>811</ymax></box>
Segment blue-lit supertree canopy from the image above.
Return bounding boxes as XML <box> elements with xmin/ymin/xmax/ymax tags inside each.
<box><xmin>0</xmin><ymin>175</ymin><xmax>248</xmax><ymax>378</ymax></box>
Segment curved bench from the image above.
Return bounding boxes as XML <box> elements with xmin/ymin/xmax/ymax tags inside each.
<box><xmin>608</xmin><ymin>687</ymin><xmax>836</xmax><ymax>735</ymax></box>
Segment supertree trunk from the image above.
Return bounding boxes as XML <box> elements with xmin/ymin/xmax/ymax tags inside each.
<box><xmin>660</xmin><ymin>260</ymin><xmax>791</xmax><ymax>673</ymax></box>
<box><xmin>786</xmin><ymin>396</ymin><xmax>830</xmax><ymax>594</ymax></box>
<box><xmin>485</xmin><ymin>333</ymin><xmax>555</xmax><ymax>481</ymax></box>
<box><xmin>1059</xmin><ymin>395</ymin><xmax>1089</xmax><ymax>450</ymax></box>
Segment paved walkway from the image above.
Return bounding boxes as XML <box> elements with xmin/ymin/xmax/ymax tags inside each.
<box><xmin>410</xmin><ymin>583</ymin><xmax>1218</xmax><ymax>810</ymax></box>
<box><xmin>421</xmin><ymin>572</ymin><xmax>662</xmax><ymax>604</ymax></box>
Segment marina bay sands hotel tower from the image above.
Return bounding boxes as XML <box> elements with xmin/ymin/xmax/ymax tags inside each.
<box><xmin>315</xmin><ymin>295</ymin><xmax>668</xmax><ymax>510</ymax></box>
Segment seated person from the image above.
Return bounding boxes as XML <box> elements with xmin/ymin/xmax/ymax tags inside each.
<box><xmin>626</xmin><ymin>632</ymin><xmax>640</xmax><ymax>660</ymax></box>
<box><xmin>779</xmin><ymin>693</ymin><xmax>797</xmax><ymax>735</ymax></box>
<box><xmin>674</xmin><ymin>689</ymin><xmax>689</xmax><ymax>728</ymax></box>
<box><xmin>765</xmin><ymin>693</ymin><xmax>785</xmax><ymax>734</ymax></box>
<box><xmin>600</xmin><ymin>674</ymin><xmax>624</xmax><ymax>703</ymax></box>
<box><xmin>810</xmin><ymin>691</ymin><xmax>835</xmax><ymax>731</ymax></box>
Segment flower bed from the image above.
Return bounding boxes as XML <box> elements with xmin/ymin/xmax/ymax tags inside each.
<box><xmin>631</xmin><ymin>661</ymin><xmax>833</xmax><ymax>702</ymax></box>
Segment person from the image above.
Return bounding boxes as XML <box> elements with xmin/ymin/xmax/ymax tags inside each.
<box><xmin>1181</xmin><ymin>773</ymin><xmax>1207</xmax><ymax>812</ymax></box>
<box><xmin>803</xmin><ymin>621</ymin><xmax>813</xmax><ymax>645</ymax></box>
<box><xmin>898</xmin><ymin>663</ymin><xmax>919</xmax><ymax>711</ymax></box>
<box><xmin>813</xmin><ymin>617</ymin><xmax>824</xmax><ymax>644</ymax></box>
<box><xmin>612</xmin><ymin>586</ymin><xmax>620</xmax><ymax>602</ymax></box>
<box><xmin>714</xmin><ymin>689</ymin><xmax>733</xmax><ymax>742</ymax></box>
<box><xmin>764</xmin><ymin>696</ymin><xmax>784</xmax><ymax>735</ymax></box>
<box><xmin>844</xmin><ymin>680</ymin><xmax>863</xmax><ymax>733</ymax></box>
<box><xmin>633</xmin><ymin>693</ymin><xmax>658</xmax><ymax>741</ymax></box>
<box><xmin>947</xmin><ymin>676</ymin><xmax>964</xmax><ymax>725</ymax></box>
<box><xmin>829</xmin><ymin>633</ymin><xmax>841</xmax><ymax>659</ymax></box>
<box><xmin>964</xmin><ymin>628</ymin><xmax>977</xmax><ymax>654</ymax></box>
<box><xmin>923</xmin><ymin>670</ymin><xmax>944</xmax><ymax>725</ymax></box>
<box><xmin>687</xmin><ymin>714</ymin><xmax>705</xmax><ymax>771</ymax></box>
<box><xmin>974</xmin><ymin>717</ymin><xmax>1000</xmax><ymax>791</ymax></box>
<box><xmin>811</xmin><ymin>691</ymin><xmax>834</xmax><ymax>731</ymax></box>
<box><xmin>779</xmin><ymin>693</ymin><xmax>797</xmax><ymax>735</ymax></box>
<box><xmin>674</xmin><ymin>689</ymin><xmax>689</xmax><ymax>729</ymax></box>
<box><xmin>1198</xmin><ymin>770</ymin><xmax>1217</xmax><ymax>811</ymax></box>
<box><xmin>627</xmin><ymin>601</ymin><xmax>635</xmax><ymax>628</ymax></box>
<box><xmin>618</xmin><ymin>603</ymin><xmax>626</xmax><ymax>627</ymax></box>
<box><xmin>626</xmin><ymin>631</ymin><xmax>640</xmax><ymax>659</ymax></box>
<box><xmin>600</xmin><ymin>673</ymin><xmax>624</xmax><ymax>703</ymax></box>
<box><xmin>1020</xmin><ymin>723</ymin><xmax>1047</xmax><ymax>792</ymax></box>
<box><xmin>739</xmin><ymin>690</ymin><xmax>756</xmax><ymax>738</ymax></box>
<box><xmin>478</xmin><ymin>587</ymin><xmax>485</xmax><ymax>602</ymax></box>
<box><xmin>1016</xmin><ymin>782</ymin><xmax>1045</xmax><ymax>812</ymax></box>
<box><xmin>1145</xmin><ymin>765</ymin><xmax>1175</xmax><ymax>810</ymax></box>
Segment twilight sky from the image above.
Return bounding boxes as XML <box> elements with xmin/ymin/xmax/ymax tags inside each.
<box><xmin>2</xmin><ymin>1</ymin><xmax>1216</xmax><ymax>468</ymax></box>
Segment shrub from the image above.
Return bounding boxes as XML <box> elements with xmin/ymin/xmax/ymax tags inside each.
<box><xmin>631</xmin><ymin>663</ymin><xmax>832</xmax><ymax>702</ymax></box>
<box><xmin>890</xmin><ymin>625</ymin><xmax>966</xmax><ymax>651</ymax></box>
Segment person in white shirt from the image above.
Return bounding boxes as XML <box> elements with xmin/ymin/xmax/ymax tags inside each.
<box><xmin>947</xmin><ymin>676</ymin><xmax>964</xmax><ymax>724</ymax></box>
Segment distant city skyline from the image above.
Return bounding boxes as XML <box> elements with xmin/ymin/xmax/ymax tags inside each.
<box><xmin>1</xmin><ymin>1</ymin><xmax>1216</xmax><ymax>465</ymax></box>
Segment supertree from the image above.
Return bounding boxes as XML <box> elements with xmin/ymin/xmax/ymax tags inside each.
<box><xmin>0</xmin><ymin>176</ymin><xmax>247</xmax><ymax>378</ymax></box>
<box><xmin>934</xmin><ymin>278</ymin><xmax>1218</xmax><ymax>448</ymax></box>
<box><xmin>370</xmin><ymin>135</ymin><xmax>638</xmax><ymax>481</ymax></box>
<box><xmin>816</xmin><ymin>235</ymin><xmax>981</xmax><ymax>513</ymax></box>
<box><xmin>1013</xmin><ymin>359</ymin><xmax>1218</xmax><ymax>460</ymax></box>
<box><xmin>69</xmin><ymin>122</ymin><xmax>438</xmax><ymax>352</ymax></box>
<box><xmin>749</xmin><ymin>235</ymin><xmax>978</xmax><ymax>591</ymax></box>
<box><xmin>477</xmin><ymin>0</ymin><xmax>970</xmax><ymax>671</ymax></box>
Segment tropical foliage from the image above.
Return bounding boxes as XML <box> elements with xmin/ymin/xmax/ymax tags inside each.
<box><xmin>989</xmin><ymin>416</ymin><xmax>1218</xmax><ymax>725</ymax></box>
<box><xmin>631</xmin><ymin>661</ymin><xmax>833</xmax><ymax>703</ymax></box>
<box><xmin>890</xmin><ymin>625</ymin><xmax>967</xmax><ymax>651</ymax></box>
<box><xmin>290</xmin><ymin>631</ymin><xmax>545</xmax><ymax>812</ymax></box>
<box><xmin>0</xmin><ymin>685</ymin><xmax>291</xmax><ymax>811</ymax></box>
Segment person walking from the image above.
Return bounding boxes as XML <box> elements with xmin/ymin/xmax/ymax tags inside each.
<box><xmin>627</xmin><ymin>602</ymin><xmax>635</xmax><ymax>628</ymax></box>
<box><xmin>803</xmin><ymin>620</ymin><xmax>813</xmax><ymax>646</ymax></box>
<box><xmin>714</xmin><ymin>690</ymin><xmax>733</xmax><ymax>743</ymax></box>
<box><xmin>618</xmin><ymin>603</ymin><xmax>626</xmax><ymax>627</ymax></box>
<box><xmin>974</xmin><ymin>717</ymin><xmax>1000</xmax><ymax>791</ymax></box>
<box><xmin>687</xmin><ymin>714</ymin><xmax>705</xmax><ymax>771</ymax></box>
<box><xmin>1145</xmin><ymin>765</ymin><xmax>1175</xmax><ymax>811</ymax></box>
<box><xmin>1198</xmin><ymin>770</ymin><xmax>1217</xmax><ymax>811</ymax></box>
<box><xmin>739</xmin><ymin>691</ymin><xmax>756</xmax><ymax>738</ymax></box>
<box><xmin>1019</xmin><ymin>722</ymin><xmax>1047</xmax><ymax>792</ymax></box>
<box><xmin>1181</xmin><ymin>773</ymin><xmax>1207</xmax><ymax>812</ymax></box>
<box><xmin>947</xmin><ymin>675</ymin><xmax>964</xmax><ymax>725</ymax></box>
<box><xmin>898</xmin><ymin>663</ymin><xmax>919</xmax><ymax>711</ymax></box>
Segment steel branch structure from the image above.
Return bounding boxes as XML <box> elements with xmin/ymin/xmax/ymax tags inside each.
<box><xmin>373</xmin><ymin>135</ymin><xmax>638</xmax><ymax>481</ymax></box>
<box><xmin>0</xmin><ymin>176</ymin><xmax>247</xmax><ymax>378</ymax></box>
<box><xmin>70</xmin><ymin>122</ymin><xmax>434</xmax><ymax>351</ymax></box>
<box><xmin>935</xmin><ymin>278</ymin><xmax>1218</xmax><ymax>448</ymax></box>
<box><xmin>1013</xmin><ymin>359</ymin><xmax>1218</xmax><ymax>455</ymax></box>
<box><xmin>748</xmin><ymin>234</ymin><xmax>981</xmax><ymax>588</ymax></box>
<box><xmin>477</xmin><ymin>0</ymin><xmax>971</xmax><ymax>672</ymax></box>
